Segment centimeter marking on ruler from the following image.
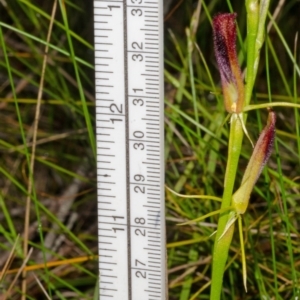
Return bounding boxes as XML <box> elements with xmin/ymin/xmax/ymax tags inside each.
<box><xmin>94</xmin><ymin>0</ymin><xmax>165</xmax><ymax>299</ymax></box>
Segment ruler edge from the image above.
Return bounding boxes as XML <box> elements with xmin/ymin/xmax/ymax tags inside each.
<box><xmin>157</xmin><ymin>0</ymin><xmax>167</xmax><ymax>298</ymax></box>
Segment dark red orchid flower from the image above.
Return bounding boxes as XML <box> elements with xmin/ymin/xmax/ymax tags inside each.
<box><xmin>232</xmin><ymin>110</ymin><xmax>276</xmax><ymax>214</ymax></box>
<box><xmin>213</xmin><ymin>13</ymin><xmax>244</xmax><ymax>114</ymax></box>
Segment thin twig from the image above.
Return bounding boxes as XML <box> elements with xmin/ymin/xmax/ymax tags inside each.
<box><xmin>8</xmin><ymin>128</ymin><xmax>87</xmax><ymax>153</ymax></box>
<box><xmin>164</xmin><ymin>0</ymin><xmax>184</xmax><ymax>22</ymax></box>
<box><xmin>0</xmin><ymin>235</ymin><xmax>20</xmax><ymax>282</ymax></box>
<box><xmin>267</xmin><ymin>0</ymin><xmax>286</xmax><ymax>33</ymax></box>
<box><xmin>33</xmin><ymin>273</ymin><xmax>52</xmax><ymax>300</ymax></box>
<box><xmin>4</xmin><ymin>248</ymin><xmax>33</xmax><ymax>300</ymax></box>
<box><xmin>21</xmin><ymin>1</ymin><xmax>58</xmax><ymax>298</ymax></box>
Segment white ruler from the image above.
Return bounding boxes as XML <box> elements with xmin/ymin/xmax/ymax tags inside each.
<box><xmin>93</xmin><ymin>1</ymin><xmax>166</xmax><ymax>299</ymax></box>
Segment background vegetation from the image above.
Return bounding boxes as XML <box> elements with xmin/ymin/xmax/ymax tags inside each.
<box><xmin>0</xmin><ymin>0</ymin><xmax>299</xmax><ymax>299</ymax></box>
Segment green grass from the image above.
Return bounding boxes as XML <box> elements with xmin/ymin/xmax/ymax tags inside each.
<box><xmin>0</xmin><ymin>1</ymin><xmax>97</xmax><ymax>299</ymax></box>
<box><xmin>0</xmin><ymin>0</ymin><xmax>299</xmax><ymax>299</ymax></box>
<box><xmin>165</xmin><ymin>1</ymin><xmax>300</xmax><ymax>299</ymax></box>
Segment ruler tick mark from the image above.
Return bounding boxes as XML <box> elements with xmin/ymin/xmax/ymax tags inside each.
<box><xmin>99</xmin><ymin>287</ymin><xmax>117</xmax><ymax>291</ymax></box>
<box><xmin>98</xmin><ymin>194</ymin><xmax>116</xmax><ymax>198</ymax></box>
<box><xmin>95</xmin><ymin>43</ymin><xmax>113</xmax><ymax>46</ymax></box>
<box><xmin>99</xmin><ymin>235</ymin><xmax>116</xmax><ymax>239</ymax></box>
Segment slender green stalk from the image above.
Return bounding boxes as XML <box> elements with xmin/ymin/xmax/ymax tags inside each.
<box><xmin>210</xmin><ymin>114</ymin><xmax>244</xmax><ymax>299</ymax></box>
<box><xmin>245</xmin><ymin>0</ymin><xmax>259</xmax><ymax>106</ymax></box>
<box><xmin>245</xmin><ymin>0</ymin><xmax>270</xmax><ymax>106</ymax></box>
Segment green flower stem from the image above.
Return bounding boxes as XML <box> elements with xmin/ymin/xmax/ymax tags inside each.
<box><xmin>245</xmin><ymin>0</ymin><xmax>259</xmax><ymax>106</ymax></box>
<box><xmin>245</xmin><ymin>0</ymin><xmax>271</xmax><ymax>106</ymax></box>
<box><xmin>210</xmin><ymin>114</ymin><xmax>244</xmax><ymax>300</ymax></box>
